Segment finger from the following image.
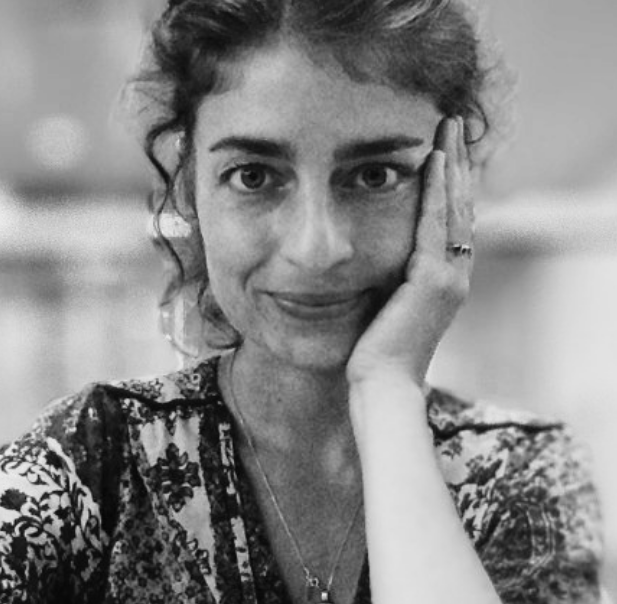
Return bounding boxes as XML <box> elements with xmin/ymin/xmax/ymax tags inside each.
<box><xmin>414</xmin><ymin>120</ymin><xmax>451</xmax><ymax>261</ymax></box>
<box><xmin>456</xmin><ymin>116</ymin><xmax>469</xmax><ymax>170</ymax></box>
<box><xmin>446</xmin><ymin>118</ymin><xmax>474</xmax><ymax>272</ymax></box>
<box><xmin>451</xmin><ymin>117</ymin><xmax>474</xmax><ymax>226</ymax></box>
<box><xmin>445</xmin><ymin>117</ymin><xmax>460</xmax><ymax>228</ymax></box>
<box><xmin>434</xmin><ymin>115</ymin><xmax>449</xmax><ymax>153</ymax></box>
<box><xmin>415</xmin><ymin>118</ymin><xmax>461</xmax><ymax>261</ymax></box>
<box><xmin>447</xmin><ymin>222</ymin><xmax>474</xmax><ymax>272</ymax></box>
<box><xmin>457</xmin><ymin>116</ymin><xmax>474</xmax><ymax>223</ymax></box>
<box><xmin>443</xmin><ymin>117</ymin><xmax>473</xmax><ymax>249</ymax></box>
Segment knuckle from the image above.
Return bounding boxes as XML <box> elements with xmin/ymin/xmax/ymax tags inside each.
<box><xmin>451</xmin><ymin>275</ymin><xmax>470</xmax><ymax>300</ymax></box>
<box><xmin>433</xmin><ymin>267</ymin><xmax>469</xmax><ymax>301</ymax></box>
<box><xmin>415</xmin><ymin>253</ymin><xmax>441</xmax><ymax>279</ymax></box>
<box><xmin>411</xmin><ymin>255</ymin><xmax>470</xmax><ymax>303</ymax></box>
<box><xmin>434</xmin><ymin>266</ymin><xmax>454</xmax><ymax>290</ymax></box>
<box><xmin>446</xmin><ymin>273</ymin><xmax>470</xmax><ymax>302</ymax></box>
<box><xmin>417</xmin><ymin>261</ymin><xmax>451</xmax><ymax>292</ymax></box>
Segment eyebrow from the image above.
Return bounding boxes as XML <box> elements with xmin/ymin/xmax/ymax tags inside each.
<box><xmin>208</xmin><ymin>135</ymin><xmax>425</xmax><ymax>162</ymax></box>
<box><xmin>209</xmin><ymin>137</ymin><xmax>294</xmax><ymax>160</ymax></box>
<box><xmin>334</xmin><ymin>136</ymin><xmax>425</xmax><ymax>162</ymax></box>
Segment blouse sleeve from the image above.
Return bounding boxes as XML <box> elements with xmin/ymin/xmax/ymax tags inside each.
<box><xmin>0</xmin><ymin>403</ymin><xmax>109</xmax><ymax>603</ymax></box>
<box><xmin>479</xmin><ymin>425</ymin><xmax>604</xmax><ymax>604</ymax></box>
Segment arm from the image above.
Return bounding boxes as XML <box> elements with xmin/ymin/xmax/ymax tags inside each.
<box><xmin>350</xmin><ymin>373</ymin><xmax>502</xmax><ymax>604</ymax></box>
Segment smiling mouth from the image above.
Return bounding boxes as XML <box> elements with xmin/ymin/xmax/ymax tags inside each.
<box><xmin>266</xmin><ymin>291</ymin><xmax>368</xmax><ymax>320</ymax></box>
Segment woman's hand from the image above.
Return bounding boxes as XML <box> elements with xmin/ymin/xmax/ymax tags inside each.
<box><xmin>346</xmin><ymin>116</ymin><xmax>474</xmax><ymax>386</ymax></box>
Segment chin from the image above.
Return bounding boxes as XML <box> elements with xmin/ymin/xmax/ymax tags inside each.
<box><xmin>255</xmin><ymin>322</ymin><xmax>365</xmax><ymax>374</ymax></box>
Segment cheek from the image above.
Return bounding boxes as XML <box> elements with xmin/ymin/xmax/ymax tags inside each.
<box><xmin>200</xmin><ymin>219</ymin><xmax>242</xmax><ymax>289</ymax></box>
<box><xmin>200</xmin><ymin>232</ymin><xmax>247</xmax><ymax>331</ymax></box>
<box><xmin>198</xmin><ymin>208</ymin><xmax>267</xmax><ymax>319</ymax></box>
<box><xmin>357</xmin><ymin>193</ymin><xmax>419</xmax><ymax>276</ymax></box>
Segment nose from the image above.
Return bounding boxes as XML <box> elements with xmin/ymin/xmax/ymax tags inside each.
<box><xmin>278</xmin><ymin>184</ymin><xmax>354</xmax><ymax>272</ymax></box>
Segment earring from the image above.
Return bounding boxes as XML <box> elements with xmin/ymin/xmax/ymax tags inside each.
<box><xmin>159</xmin><ymin>284</ymin><xmax>206</xmax><ymax>364</ymax></box>
<box><xmin>158</xmin><ymin>212</ymin><xmax>192</xmax><ymax>239</ymax></box>
<box><xmin>154</xmin><ymin>209</ymin><xmax>204</xmax><ymax>364</ymax></box>
<box><xmin>175</xmin><ymin>132</ymin><xmax>183</xmax><ymax>150</ymax></box>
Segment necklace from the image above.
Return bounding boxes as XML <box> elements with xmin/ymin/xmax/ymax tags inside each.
<box><xmin>225</xmin><ymin>351</ymin><xmax>363</xmax><ymax>604</ymax></box>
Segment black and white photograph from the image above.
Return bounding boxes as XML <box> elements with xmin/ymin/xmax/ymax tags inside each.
<box><xmin>0</xmin><ymin>1</ymin><xmax>616</xmax><ymax>602</ymax></box>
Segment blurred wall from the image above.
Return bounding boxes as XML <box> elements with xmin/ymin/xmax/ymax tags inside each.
<box><xmin>483</xmin><ymin>0</ymin><xmax>617</xmax><ymax>197</ymax></box>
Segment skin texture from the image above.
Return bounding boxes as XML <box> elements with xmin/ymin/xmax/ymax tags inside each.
<box><xmin>195</xmin><ymin>39</ymin><xmax>497</xmax><ymax>604</ymax></box>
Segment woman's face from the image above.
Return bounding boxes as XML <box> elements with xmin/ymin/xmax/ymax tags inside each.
<box><xmin>194</xmin><ymin>40</ymin><xmax>442</xmax><ymax>370</ymax></box>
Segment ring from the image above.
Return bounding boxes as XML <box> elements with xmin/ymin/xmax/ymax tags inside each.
<box><xmin>446</xmin><ymin>243</ymin><xmax>473</xmax><ymax>258</ymax></box>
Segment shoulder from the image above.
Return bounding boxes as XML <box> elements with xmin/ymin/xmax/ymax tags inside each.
<box><xmin>427</xmin><ymin>386</ymin><xmax>597</xmax><ymax>511</ymax></box>
<box><xmin>0</xmin><ymin>356</ymin><xmax>225</xmax><ymax>507</ymax></box>
<box><xmin>428</xmin><ymin>388</ymin><xmax>603</xmax><ymax>602</ymax></box>
<box><xmin>0</xmin><ymin>356</ymin><xmax>227</xmax><ymax>598</ymax></box>
<box><xmin>8</xmin><ymin>355</ymin><xmax>223</xmax><ymax>445</ymax></box>
<box><xmin>426</xmin><ymin>387</ymin><xmax>575</xmax><ymax>481</ymax></box>
<box><xmin>427</xmin><ymin>386</ymin><xmax>562</xmax><ymax>436</ymax></box>
<box><xmin>111</xmin><ymin>353</ymin><xmax>223</xmax><ymax>406</ymax></box>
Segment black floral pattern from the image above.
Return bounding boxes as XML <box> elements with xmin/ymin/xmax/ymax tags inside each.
<box><xmin>150</xmin><ymin>443</ymin><xmax>202</xmax><ymax>512</ymax></box>
<box><xmin>0</xmin><ymin>356</ymin><xmax>604</xmax><ymax>604</ymax></box>
<box><xmin>0</xmin><ymin>489</ymin><xmax>28</xmax><ymax>512</ymax></box>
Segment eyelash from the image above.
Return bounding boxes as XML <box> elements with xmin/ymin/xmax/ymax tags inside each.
<box><xmin>219</xmin><ymin>161</ymin><xmax>416</xmax><ymax>196</ymax></box>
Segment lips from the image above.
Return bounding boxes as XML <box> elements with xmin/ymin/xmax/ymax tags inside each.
<box><xmin>266</xmin><ymin>290</ymin><xmax>368</xmax><ymax>320</ymax></box>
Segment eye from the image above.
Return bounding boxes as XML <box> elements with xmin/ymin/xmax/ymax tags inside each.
<box><xmin>363</xmin><ymin>165</ymin><xmax>392</xmax><ymax>188</ymax></box>
<box><xmin>221</xmin><ymin>163</ymin><xmax>282</xmax><ymax>193</ymax></box>
<box><xmin>343</xmin><ymin>164</ymin><xmax>409</xmax><ymax>192</ymax></box>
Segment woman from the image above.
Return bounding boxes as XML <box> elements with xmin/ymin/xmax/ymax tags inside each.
<box><xmin>0</xmin><ymin>1</ymin><xmax>604</xmax><ymax>603</ymax></box>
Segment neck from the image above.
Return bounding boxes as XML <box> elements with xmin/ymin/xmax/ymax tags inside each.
<box><xmin>222</xmin><ymin>342</ymin><xmax>356</xmax><ymax>461</ymax></box>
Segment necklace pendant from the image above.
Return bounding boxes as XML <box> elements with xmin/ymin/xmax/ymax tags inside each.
<box><xmin>318</xmin><ymin>588</ymin><xmax>333</xmax><ymax>604</ymax></box>
<box><xmin>307</xmin><ymin>587</ymin><xmax>333</xmax><ymax>604</ymax></box>
<box><xmin>306</xmin><ymin>576</ymin><xmax>333</xmax><ymax>604</ymax></box>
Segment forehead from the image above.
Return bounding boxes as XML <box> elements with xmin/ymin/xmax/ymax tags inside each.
<box><xmin>195</xmin><ymin>40</ymin><xmax>441</xmax><ymax>155</ymax></box>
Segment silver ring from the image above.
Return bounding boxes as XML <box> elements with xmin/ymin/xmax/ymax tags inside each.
<box><xmin>446</xmin><ymin>243</ymin><xmax>473</xmax><ymax>258</ymax></box>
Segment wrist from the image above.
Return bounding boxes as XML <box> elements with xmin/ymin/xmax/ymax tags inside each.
<box><xmin>347</xmin><ymin>370</ymin><xmax>430</xmax><ymax>451</ymax></box>
<box><xmin>347</xmin><ymin>358</ymin><xmax>426</xmax><ymax>389</ymax></box>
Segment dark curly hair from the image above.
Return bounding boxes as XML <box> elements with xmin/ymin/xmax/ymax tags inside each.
<box><xmin>123</xmin><ymin>0</ymin><xmax>514</xmax><ymax>356</ymax></box>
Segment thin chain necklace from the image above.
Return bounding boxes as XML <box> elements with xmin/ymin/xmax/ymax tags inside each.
<box><xmin>225</xmin><ymin>351</ymin><xmax>364</xmax><ymax>604</ymax></box>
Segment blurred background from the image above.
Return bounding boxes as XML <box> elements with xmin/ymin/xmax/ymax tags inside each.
<box><xmin>0</xmin><ymin>0</ymin><xmax>616</xmax><ymax>596</ymax></box>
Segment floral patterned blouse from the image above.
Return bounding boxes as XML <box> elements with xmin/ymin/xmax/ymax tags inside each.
<box><xmin>0</xmin><ymin>355</ymin><xmax>603</xmax><ymax>604</ymax></box>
